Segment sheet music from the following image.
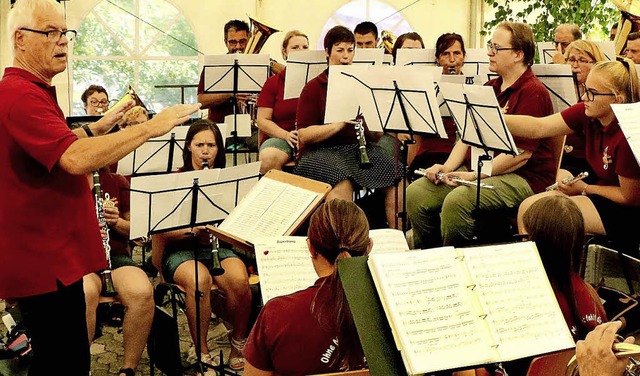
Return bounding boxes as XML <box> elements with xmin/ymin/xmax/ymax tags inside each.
<box><xmin>461</xmin><ymin>48</ymin><xmax>490</xmax><ymax>75</ymax></box>
<box><xmin>462</xmin><ymin>242</ymin><xmax>575</xmax><ymax>361</ymax></box>
<box><xmin>594</xmin><ymin>41</ymin><xmax>615</xmax><ymax>61</ymax></box>
<box><xmin>612</xmin><ymin>103</ymin><xmax>640</xmax><ymax>167</ymax></box>
<box><xmin>382</xmin><ymin>54</ymin><xmax>394</xmax><ymax>66</ymax></box>
<box><xmin>369</xmin><ymin>229</ymin><xmax>410</xmax><ymax>253</ymax></box>
<box><xmin>368</xmin><ymin>249</ymin><xmax>494</xmax><ymax>374</ymax></box>
<box><xmin>531</xmin><ymin>64</ymin><xmax>578</xmax><ymax>113</ymax></box>
<box><xmin>283</xmin><ymin>50</ymin><xmax>327</xmax><ymax>100</ymax></box>
<box><xmin>117</xmin><ymin>126</ymin><xmax>189</xmax><ymax>176</ymax></box>
<box><xmin>437</xmin><ymin>74</ymin><xmax>482</xmax><ymax>117</ymax></box>
<box><xmin>394</xmin><ymin>48</ymin><xmax>436</xmax><ymax>67</ymax></box>
<box><xmin>202</xmin><ymin>53</ymin><xmax>270</xmax><ymax>93</ymax></box>
<box><xmin>217</xmin><ymin>177</ymin><xmax>319</xmax><ymax>244</ymax></box>
<box><xmin>353</xmin><ymin>48</ymin><xmax>384</xmax><ymax>66</ymax></box>
<box><xmin>324</xmin><ymin>64</ymin><xmax>368</xmax><ymax>123</ymax></box>
<box><xmin>254</xmin><ymin>236</ymin><xmax>317</xmax><ymax>304</ymax></box>
<box><xmin>537</xmin><ymin>42</ymin><xmax>556</xmax><ymax>64</ymax></box>
<box><xmin>223</xmin><ymin>113</ymin><xmax>252</xmax><ymax>138</ymax></box>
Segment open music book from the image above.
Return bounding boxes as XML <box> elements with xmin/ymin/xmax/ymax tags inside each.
<box><xmin>367</xmin><ymin>241</ymin><xmax>575</xmax><ymax>375</ymax></box>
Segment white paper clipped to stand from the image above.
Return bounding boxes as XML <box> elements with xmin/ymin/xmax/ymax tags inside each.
<box><xmin>223</xmin><ymin>113</ymin><xmax>252</xmax><ymax>138</ymax></box>
<box><xmin>117</xmin><ymin>126</ymin><xmax>189</xmax><ymax>176</ymax></box>
<box><xmin>283</xmin><ymin>50</ymin><xmax>327</xmax><ymax>100</ymax></box>
<box><xmin>202</xmin><ymin>53</ymin><xmax>271</xmax><ymax>93</ymax></box>
<box><xmin>353</xmin><ymin>47</ymin><xmax>384</xmax><ymax>66</ymax></box>
<box><xmin>395</xmin><ymin>48</ymin><xmax>437</xmax><ymax>67</ymax></box>
<box><xmin>611</xmin><ymin>102</ymin><xmax>640</xmax><ymax>167</ymax></box>
<box><xmin>537</xmin><ymin>41</ymin><xmax>557</xmax><ymax>64</ymax></box>
<box><xmin>531</xmin><ymin>64</ymin><xmax>578</xmax><ymax>113</ymax></box>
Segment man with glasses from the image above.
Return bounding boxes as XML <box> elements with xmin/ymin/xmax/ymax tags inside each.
<box><xmin>625</xmin><ymin>32</ymin><xmax>640</xmax><ymax>63</ymax></box>
<box><xmin>0</xmin><ymin>1</ymin><xmax>200</xmax><ymax>374</ymax></box>
<box><xmin>552</xmin><ymin>24</ymin><xmax>582</xmax><ymax>64</ymax></box>
<box><xmin>81</xmin><ymin>84</ymin><xmax>110</xmax><ymax>115</ymax></box>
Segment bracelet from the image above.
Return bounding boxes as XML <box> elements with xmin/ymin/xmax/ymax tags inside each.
<box><xmin>581</xmin><ymin>184</ymin><xmax>589</xmax><ymax>196</ymax></box>
<box><xmin>82</xmin><ymin>124</ymin><xmax>94</xmax><ymax>137</ymax></box>
<box><xmin>472</xmin><ymin>171</ymin><xmax>478</xmax><ymax>180</ymax></box>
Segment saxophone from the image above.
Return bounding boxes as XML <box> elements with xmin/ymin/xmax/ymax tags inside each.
<box><xmin>92</xmin><ymin>171</ymin><xmax>117</xmax><ymax>297</ymax></box>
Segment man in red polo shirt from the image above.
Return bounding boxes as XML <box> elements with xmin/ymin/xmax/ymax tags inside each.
<box><xmin>0</xmin><ymin>1</ymin><xmax>199</xmax><ymax>374</ymax></box>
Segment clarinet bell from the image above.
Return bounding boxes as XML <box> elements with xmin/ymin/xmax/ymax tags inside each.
<box><xmin>359</xmin><ymin>150</ymin><xmax>373</xmax><ymax>169</ymax></box>
<box><xmin>101</xmin><ymin>270</ymin><xmax>118</xmax><ymax>297</ymax></box>
<box><xmin>210</xmin><ymin>250</ymin><xmax>225</xmax><ymax>276</ymax></box>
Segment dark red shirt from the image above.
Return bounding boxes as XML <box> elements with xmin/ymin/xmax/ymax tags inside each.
<box><xmin>0</xmin><ymin>67</ymin><xmax>106</xmax><ymax>299</ymax></box>
<box><xmin>485</xmin><ymin>67</ymin><xmax>556</xmax><ymax>193</ymax></box>
<box><xmin>256</xmin><ymin>69</ymin><xmax>298</xmax><ymax>146</ymax></box>
<box><xmin>554</xmin><ymin>273</ymin><xmax>607</xmax><ymax>341</ymax></box>
<box><xmin>198</xmin><ymin>70</ymin><xmax>235</xmax><ymax>123</ymax></box>
<box><xmin>296</xmin><ymin>69</ymin><xmax>359</xmax><ymax>157</ymax></box>
<box><xmin>561</xmin><ymin>102</ymin><xmax>640</xmax><ymax>185</ymax></box>
<box><xmin>99</xmin><ymin>170</ymin><xmax>131</xmax><ymax>257</ymax></box>
<box><xmin>415</xmin><ymin>117</ymin><xmax>457</xmax><ymax>158</ymax></box>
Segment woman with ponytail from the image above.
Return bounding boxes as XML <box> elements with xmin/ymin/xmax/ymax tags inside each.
<box><xmin>506</xmin><ymin>58</ymin><xmax>640</xmax><ymax>254</ymax></box>
<box><xmin>243</xmin><ymin>199</ymin><xmax>370</xmax><ymax>375</ymax></box>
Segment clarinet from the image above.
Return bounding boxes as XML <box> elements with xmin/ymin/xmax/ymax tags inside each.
<box><xmin>448</xmin><ymin>65</ymin><xmax>456</xmax><ymax>75</ymax></box>
<box><xmin>202</xmin><ymin>161</ymin><xmax>224</xmax><ymax>276</ymax></box>
<box><xmin>92</xmin><ymin>171</ymin><xmax>117</xmax><ymax>297</ymax></box>
<box><xmin>354</xmin><ymin>116</ymin><xmax>373</xmax><ymax>169</ymax></box>
<box><xmin>545</xmin><ymin>171</ymin><xmax>589</xmax><ymax>191</ymax></box>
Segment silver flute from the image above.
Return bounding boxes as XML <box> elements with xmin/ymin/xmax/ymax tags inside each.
<box><xmin>545</xmin><ymin>171</ymin><xmax>589</xmax><ymax>191</ymax></box>
<box><xmin>414</xmin><ymin>169</ymin><xmax>495</xmax><ymax>189</ymax></box>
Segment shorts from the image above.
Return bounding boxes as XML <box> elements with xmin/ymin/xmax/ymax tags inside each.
<box><xmin>162</xmin><ymin>246</ymin><xmax>238</xmax><ymax>284</ymax></box>
<box><xmin>260</xmin><ymin>137</ymin><xmax>294</xmax><ymax>158</ymax></box>
<box><xmin>111</xmin><ymin>254</ymin><xmax>138</xmax><ymax>269</ymax></box>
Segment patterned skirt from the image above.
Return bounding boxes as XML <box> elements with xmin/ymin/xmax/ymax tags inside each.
<box><xmin>295</xmin><ymin>143</ymin><xmax>404</xmax><ymax>189</ymax></box>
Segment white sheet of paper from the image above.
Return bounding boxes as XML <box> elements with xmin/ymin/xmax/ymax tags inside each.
<box><xmin>117</xmin><ymin>126</ymin><xmax>189</xmax><ymax>176</ymax></box>
<box><xmin>223</xmin><ymin>113</ymin><xmax>252</xmax><ymax>137</ymax></box>
<box><xmin>369</xmin><ymin>229</ymin><xmax>410</xmax><ymax>253</ymax></box>
<box><xmin>471</xmin><ymin>148</ymin><xmax>494</xmax><ymax>176</ymax></box>
<box><xmin>461</xmin><ymin>48</ymin><xmax>490</xmax><ymax>75</ymax></box>
<box><xmin>611</xmin><ymin>102</ymin><xmax>640</xmax><ymax>167</ymax></box>
<box><xmin>202</xmin><ymin>53</ymin><xmax>270</xmax><ymax>93</ymax></box>
<box><xmin>537</xmin><ymin>42</ymin><xmax>556</xmax><ymax>64</ymax></box>
<box><xmin>383</xmin><ymin>54</ymin><xmax>393</xmax><ymax>66</ymax></box>
<box><xmin>129</xmin><ymin>162</ymin><xmax>260</xmax><ymax>239</ymax></box>
<box><xmin>395</xmin><ymin>48</ymin><xmax>436</xmax><ymax>67</ymax></box>
<box><xmin>324</xmin><ymin>65</ymin><xmax>368</xmax><ymax>123</ymax></box>
<box><xmin>353</xmin><ymin>48</ymin><xmax>384</xmax><ymax>66</ymax></box>
<box><xmin>531</xmin><ymin>64</ymin><xmax>578</xmax><ymax>113</ymax></box>
<box><xmin>254</xmin><ymin>236</ymin><xmax>317</xmax><ymax>304</ymax></box>
<box><xmin>437</xmin><ymin>74</ymin><xmax>482</xmax><ymax>117</ymax></box>
<box><xmin>594</xmin><ymin>41</ymin><xmax>616</xmax><ymax>61</ymax></box>
<box><xmin>283</xmin><ymin>50</ymin><xmax>327</xmax><ymax>100</ymax></box>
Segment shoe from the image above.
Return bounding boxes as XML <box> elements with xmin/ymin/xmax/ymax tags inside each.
<box><xmin>197</xmin><ymin>353</ymin><xmax>218</xmax><ymax>376</ymax></box>
<box><xmin>229</xmin><ymin>336</ymin><xmax>247</xmax><ymax>371</ymax></box>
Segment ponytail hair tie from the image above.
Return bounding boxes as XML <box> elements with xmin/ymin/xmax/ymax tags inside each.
<box><xmin>337</xmin><ymin>247</ymin><xmax>352</xmax><ymax>259</ymax></box>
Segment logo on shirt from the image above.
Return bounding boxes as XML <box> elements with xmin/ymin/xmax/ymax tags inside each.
<box><xmin>602</xmin><ymin>146</ymin><xmax>612</xmax><ymax>170</ymax></box>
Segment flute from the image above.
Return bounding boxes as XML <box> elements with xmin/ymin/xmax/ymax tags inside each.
<box><xmin>414</xmin><ymin>169</ymin><xmax>495</xmax><ymax>189</ymax></box>
<box><xmin>545</xmin><ymin>171</ymin><xmax>589</xmax><ymax>191</ymax></box>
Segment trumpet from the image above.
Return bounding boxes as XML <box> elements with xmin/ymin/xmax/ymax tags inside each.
<box><xmin>354</xmin><ymin>116</ymin><xmax>372</xmax><ymax>169</ymax></box>
<box><xmin>545</xmin><ymin>172</ymin><xmax>589</xmax><ymax>191</ymax></box>
<box><xmin>92</xmin><ymin>171</ymin><xmax>117</xmax><ymax>297</ymax></box>
<box><xmin>566</xmin><ymin>342</ymin><xmax>640</xmax><ymax>376</ymax></box>
<box><xmin>202</xmin><ymin>161</ymin><xmax>224</xmax><ymax>276</ymax></box>
<box><xmin>414</xmin><ymin>169</ymin><xmax>495</xmax><ymax>189</ymax></box>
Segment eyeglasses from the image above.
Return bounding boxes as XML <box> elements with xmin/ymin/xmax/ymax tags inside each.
<box><xmin>20</xmin><ymin>27</ymin><xmax>76</xmax><ymax>42</ymax></box>
<box><xmin>567</xmin><ymin>58</ymin><xmax>595</xmax><ymax>65</ymax></box>
<box><xmin>226</xmin><ymin>38</ymin><xmax>248</xmax><ymax>47</ymax></box>
<box><xmin>89</xmin><ymin>99</ymin><xmax>109</xmax><ymax>107</ymax></box>
<box><xmin>486</xmin><ymin>40</ymin><xmax>516</xmax><ymax>55</ymax></box>
<box><xmin>581</xmin><ymin>84</ymin><xmax>616</xmax><ymax>102</ymax></box>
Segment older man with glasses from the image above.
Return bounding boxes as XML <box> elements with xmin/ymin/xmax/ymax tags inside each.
<box><xmin>0</xmin><ymin>0</ymin><xmax>200</xmax><ymax>374</ymax></box>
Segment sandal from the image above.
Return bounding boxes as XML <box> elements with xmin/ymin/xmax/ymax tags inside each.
<box><xmin>229</xmin><ymin>336</ymin><xmax>247</xmax><ymax>371</ymax></box>
<box><xmin>118</xmin><ymin>368</ymin><xmax>135</xmax><ymax>376</ymax></box>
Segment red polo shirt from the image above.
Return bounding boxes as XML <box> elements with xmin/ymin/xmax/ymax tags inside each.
<box><xmin>256</xmin><ymin>69</ymin><xmax>298</xmax><ymax>146</ymax></box>
<box><xmin>485</xmin><ymin>67</ymin><xmax>556</xmax><ymax>193</ymax></box>
<box><xmin>561</xmin><ymin>102</ymin><xmax>640</xmax><ymax>185</ymax></box>
<box><xmin>0</xmin><ymin>67</ymin><xmax>106</xmax><ymax>299</ymax></box>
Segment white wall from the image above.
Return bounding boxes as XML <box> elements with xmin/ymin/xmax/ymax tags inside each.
<box><xmin>0</xmin><ymin>0</ymin><xmax>485</xmax><ymax>115</ymax></box>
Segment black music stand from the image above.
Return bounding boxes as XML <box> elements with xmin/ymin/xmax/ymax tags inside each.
<box><xmin>202</xmin><ymin>54</ymin><xmax>270</xmax><ymax>165</ymax></box>
<box><xmin>440</xmin><ymin>83</ymin><xmax>518</xmax><ymax>240</ymax></box>
<box><xmin>116</xmin><ymin>126</ymin><xmax>188</xmax><ymax>176</ymax></box>
<box><xmin>337</xmin><ymin>67</ymin><xmax>447</xmax><ymax>232</ymax></box>
<box><xmin>129</xmin><ymin>164</ymin><xmax>260</xmax><ymax>376</ymax></box>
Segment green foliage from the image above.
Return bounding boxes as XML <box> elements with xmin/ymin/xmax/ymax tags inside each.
<box><xmin>481</xmin><ymin>0</ymin><xmax>620</xmax><ymax>41</ymax></box>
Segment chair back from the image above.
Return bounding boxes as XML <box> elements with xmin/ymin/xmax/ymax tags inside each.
<box><xmin>526</xmin><ymin>349</ymin><xmax>575</xmax><ymax>376</ymax></box>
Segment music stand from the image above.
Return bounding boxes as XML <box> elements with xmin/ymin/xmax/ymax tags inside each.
<box><xmin>202</xmin><ymin>54</ymin><xmax>270</xmax><ymax>165</ymax></box>
<box><xmin>283</xmin><ymin>50</ymin><xmax>327</xmax><ymax>100</ymax></box>
<box><xmin>352</xmin><ymin>48</ymin><xmax>385</xmax><ymax>66</ymax></box>
<box><xmin>440</xmin><ymin>82</ymin><xmax>518</xmax><ymax>239</ymax></box>
<box><xmin>394</xmin><ymin>48</ymin><xmax>437</xmax><ymax>67</ymax></box>
<box><xmin>130</xmin><ymin>162</ymin><xmax>260</xmax><ymax>375</ymax></box>
<box><xmin>117</xmin><ymin>126</ymin><xmax>189</xmax><ymax>176</ymax></box>
<box><xmin>531</xmin><ymin>64</ymin><xmax>579</xmax><ymax>113</ymax></box>
<box><xmin>537</xmin><ymin>42</ymin><xmax>557</xmax><ymax>64</ymax></box>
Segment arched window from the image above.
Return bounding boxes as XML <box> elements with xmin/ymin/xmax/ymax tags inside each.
<box><xmin>318</xmin><ymin>0</ymin><xmax>413</xmax><ymax>49</ymax></box>
<box><xmin>71</xmin><ymin>0</ymin><xmax>199</xmax><ymax>114</ymax></box>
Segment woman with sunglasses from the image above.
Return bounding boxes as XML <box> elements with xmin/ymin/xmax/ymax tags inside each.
<box><xmin>506</xmin><ymin>59</ymin><xmax>640</xmax><ymax>253</ymax></box>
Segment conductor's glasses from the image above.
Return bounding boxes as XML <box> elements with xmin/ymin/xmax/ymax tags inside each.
<box><xmin>20</xmin><ymin>28</ymin><xmax>76</xmax><ymax>43</ymax></box>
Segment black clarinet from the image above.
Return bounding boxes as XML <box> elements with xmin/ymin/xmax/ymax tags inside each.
<box><xmin>354</xmin><ymin>117</ymin><xmax>373</xmax><ymax>169</ymax></box>
<box><xmin>202</xmin><ymin>161</ymin><xmax>224</xmax><ymax>276</ymax></box>
<box><xmin>448</xmin><ymin>65</ymin><xmax>456</xmax><ymax>75</ymax></box>
<box><xmin>92</xmin><ymin>171</ymin><xmax>117</xmax><ymax>297</ymax></box>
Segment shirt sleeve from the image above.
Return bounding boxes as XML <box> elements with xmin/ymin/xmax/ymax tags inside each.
<box><xmin>510</xmin><ymin>83</ymin><xmax>554</xmax><ymax>152</ymax></box>
<box><xmin>242</xmin><ymin>300</ymin><xmax>276</xmax><ymax>372</ymax></box>
<box><xmin>257</xmin><ymin>74</ymin><xmax>278</xmax><ymax>109</ymax></box>
<box><xmin>560</xmin><ymin>102</ymin><xmax>588</xmax><ymax>134</ymax></box>
<box><xmin>296</xmin><ymin>79</ymin><xmax>323</xmax><ymax>130</ymax></box>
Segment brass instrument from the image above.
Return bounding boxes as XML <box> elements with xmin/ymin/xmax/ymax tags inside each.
<box><xmin>92</xmin><ymin>171</ymin><xmax>117</xmax><ymax>297</ymax></box>
<box><xmin>202</xmin><ymin>161</ymin><xmax>224</xmax><ymax>276</ymax></box>
<box><xmin>244</xmin><ymin>17</ymin><xmax>280</xmax><ymax>55</ymax></box>
<box><xmin>612</xmin><ymin>0</ymin><xmax>640</xmax><ymax>56</ymax></box>
<box><xmin>104</xmin><ymin>85</ymin><xmax>148</xmax><ymax>116</ymax></box>
<box><xmin>354</xmin><ymin>116</ymin><xmax>372</xmax><ymax>169</ymax></box>
<box><xmin>566</xmin><ymin>342</ymin><xmax>640</xmax><ymax>376</ymax></box>
<box><xmin>243</xmin><ymin>94</ymin><xmax>258</xmax><ymax>127</ymax></box>
<box><xmin>414</xmin><ymin>169</ymin><xmax>495</xmax><ymax>189</ymax></box>
<box><xmin>378</xmin><ymin>30</ymin><xmax>396</xmax><ymax>54</ymax></box>
<box><xmin>546</xmin><ymin>171</ymin><xmax>589</xmax><ymax>191</ymax></box>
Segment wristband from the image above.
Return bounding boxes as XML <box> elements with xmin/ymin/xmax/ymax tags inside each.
<box><xmin>581</xmin><ymin>184</ymin><xmax>589</xmax><ymax>196</ymax></box>
<box><xmin>82</xmin><ymin>124</ymin><xmax>94</xmax><ymax>137</ymax></box>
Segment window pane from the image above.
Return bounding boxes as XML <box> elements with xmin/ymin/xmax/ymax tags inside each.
<box><xmin>145</xmin><ymin>18</ymin><xmax>199</xmax><ymax>57</ymax></box>
<box><xmin>139</xmin><ymin>60</ymin><xmax>199</xmax><ymax>111</ymax></box>
<box><xmin>74</xmin><ymin>13</ymin><xmax>128</xmax><ymax>56</ymax></box>
<box><xmin>93</xmin><ymin>0</ymin><xmax>136</xmax><ymax>51</ymax></box>
<box><xmin>72</xmin><ymin>60</ymin><xmax>134</xmax><ymax>115</ymax></box>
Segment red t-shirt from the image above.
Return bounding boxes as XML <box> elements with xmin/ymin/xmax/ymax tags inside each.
<box><xmin>561</xmin><ymin>102</ymin><xmax>640</xmax><ymax>185</ymax></box>
<box><xmin>99</xmin><ymin>170</ymin><xmax>131</xmax><ymax>257</ymax></box>
<box><xmin>296</xmin><ymin>69</ymin><xmax>358</xmax><ymax>157</ymax></box>
<box><xmin>244</xmin><ymin>277</ymin><xmax>358</xmax><ymax>375</ymax></box>
<box><xmin>0</xmin><ymin>68</ymin><xmax>106</xmax><ymax>299</ymax></box>
<box><xmin>485</xmin><ymin>67</ymin><xmax>556</xmax><ymax>193</ymax></box>
<box><xmin>554</xmin><ymin>273</ymin><xmax>607</xmax><ymax>341</ymax></box>
<box><xmin>415</xmin><ymin>116</ymin><xmax>457</xmax><ymax>158</ymax></box>
<box><xmin>256</xmin><ymin>69</ymin><xmax>298</xmax><ymax>146</ymax></box>
<box><xmin>198</xmin><ymin>70</ymin><xmax>235</xmax><ymax>123</ymax></box>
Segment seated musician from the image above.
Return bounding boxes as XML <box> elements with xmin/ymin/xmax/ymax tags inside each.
<box><xmin>243</xmin><ymin>199</ymin><xmax>369</xmax><ymax>375</ymax></box>
<box><xmin>559</xmin><ymin>40</ymin><xmax>606</xmax><ymax>183</ymax></box>
<box><xmin>81</xmin><ymin>84</ymin><xmax>109</xmax><ymax>115</ymax></box>
<box><xmin>295</xmin><ymin>25</ymin><xmax>404</xmax><ymax>229</ymax></box>
<box><xmin>83</xmin><ymin>168</ymin><xmax>154</xmax><ymax>376</ymax></box>
<box><xmin>506</xmin><ymin>59</ymin><xmax>640</xmax><ymax>255</ymax></box>
<box><xmin>256</xmin><ymin>30</ymin><xmax>309</xmax><ymax>174</ymax></box>
<box><xmin>152</xmin><ymin>119</ymin><xmax>252</xmax><ymax>373</ymax></box>
<box><xmin>406</xmin><ymin>21</ymin><xmax>556</xmax><ymax>248</ymax></box>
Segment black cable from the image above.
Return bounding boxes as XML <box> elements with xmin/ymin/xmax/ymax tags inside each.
<box><xmin>374</xmin><ymin>0</ymin><xmax>422</xmax><ymax>25</ymax></box>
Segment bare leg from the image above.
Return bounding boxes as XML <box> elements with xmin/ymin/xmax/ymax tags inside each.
<box><xmin>327</xmin><ymin>179</ymin><xmax>354</xmax><ymax>201</ymax></box>
<box><xmin>83</xmin><ymin>273</ymin><xmax>102</xmax><ymax>343</ymax></box>
<box><xmin>112</xmin><ymin>266</ymin><xmax>154</xmax><ymax>371</ymax></box>
<box><xmin>569</xmin><ymin>196</ymin><xmax>606</xmax><ymax>235</ymax></box>
<box><xmin>258</xmin><ymin>147</ymin><xmax>290</xmax><ymax>174</ymax></box>
<box><xmin>173</xmin><ymin>260</ymin><xmax>213</xmax><ymax>354</ymax></box>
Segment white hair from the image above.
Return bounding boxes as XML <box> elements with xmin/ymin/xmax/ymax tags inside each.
<box><xmin>7</xmin><ymin>0</ymin><xmax>64</xmax><ymax>48</ymax></box>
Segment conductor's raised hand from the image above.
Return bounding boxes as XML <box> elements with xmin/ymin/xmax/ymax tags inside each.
<box><xmin>92</xmin><ymin>100</ymin><xmax>135</xmax><ymax>135</ymax></box>
<box><xmin>145</xmin><ymin>103</ymin><xmax>201</xmax><ymax>138</ymax></box>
